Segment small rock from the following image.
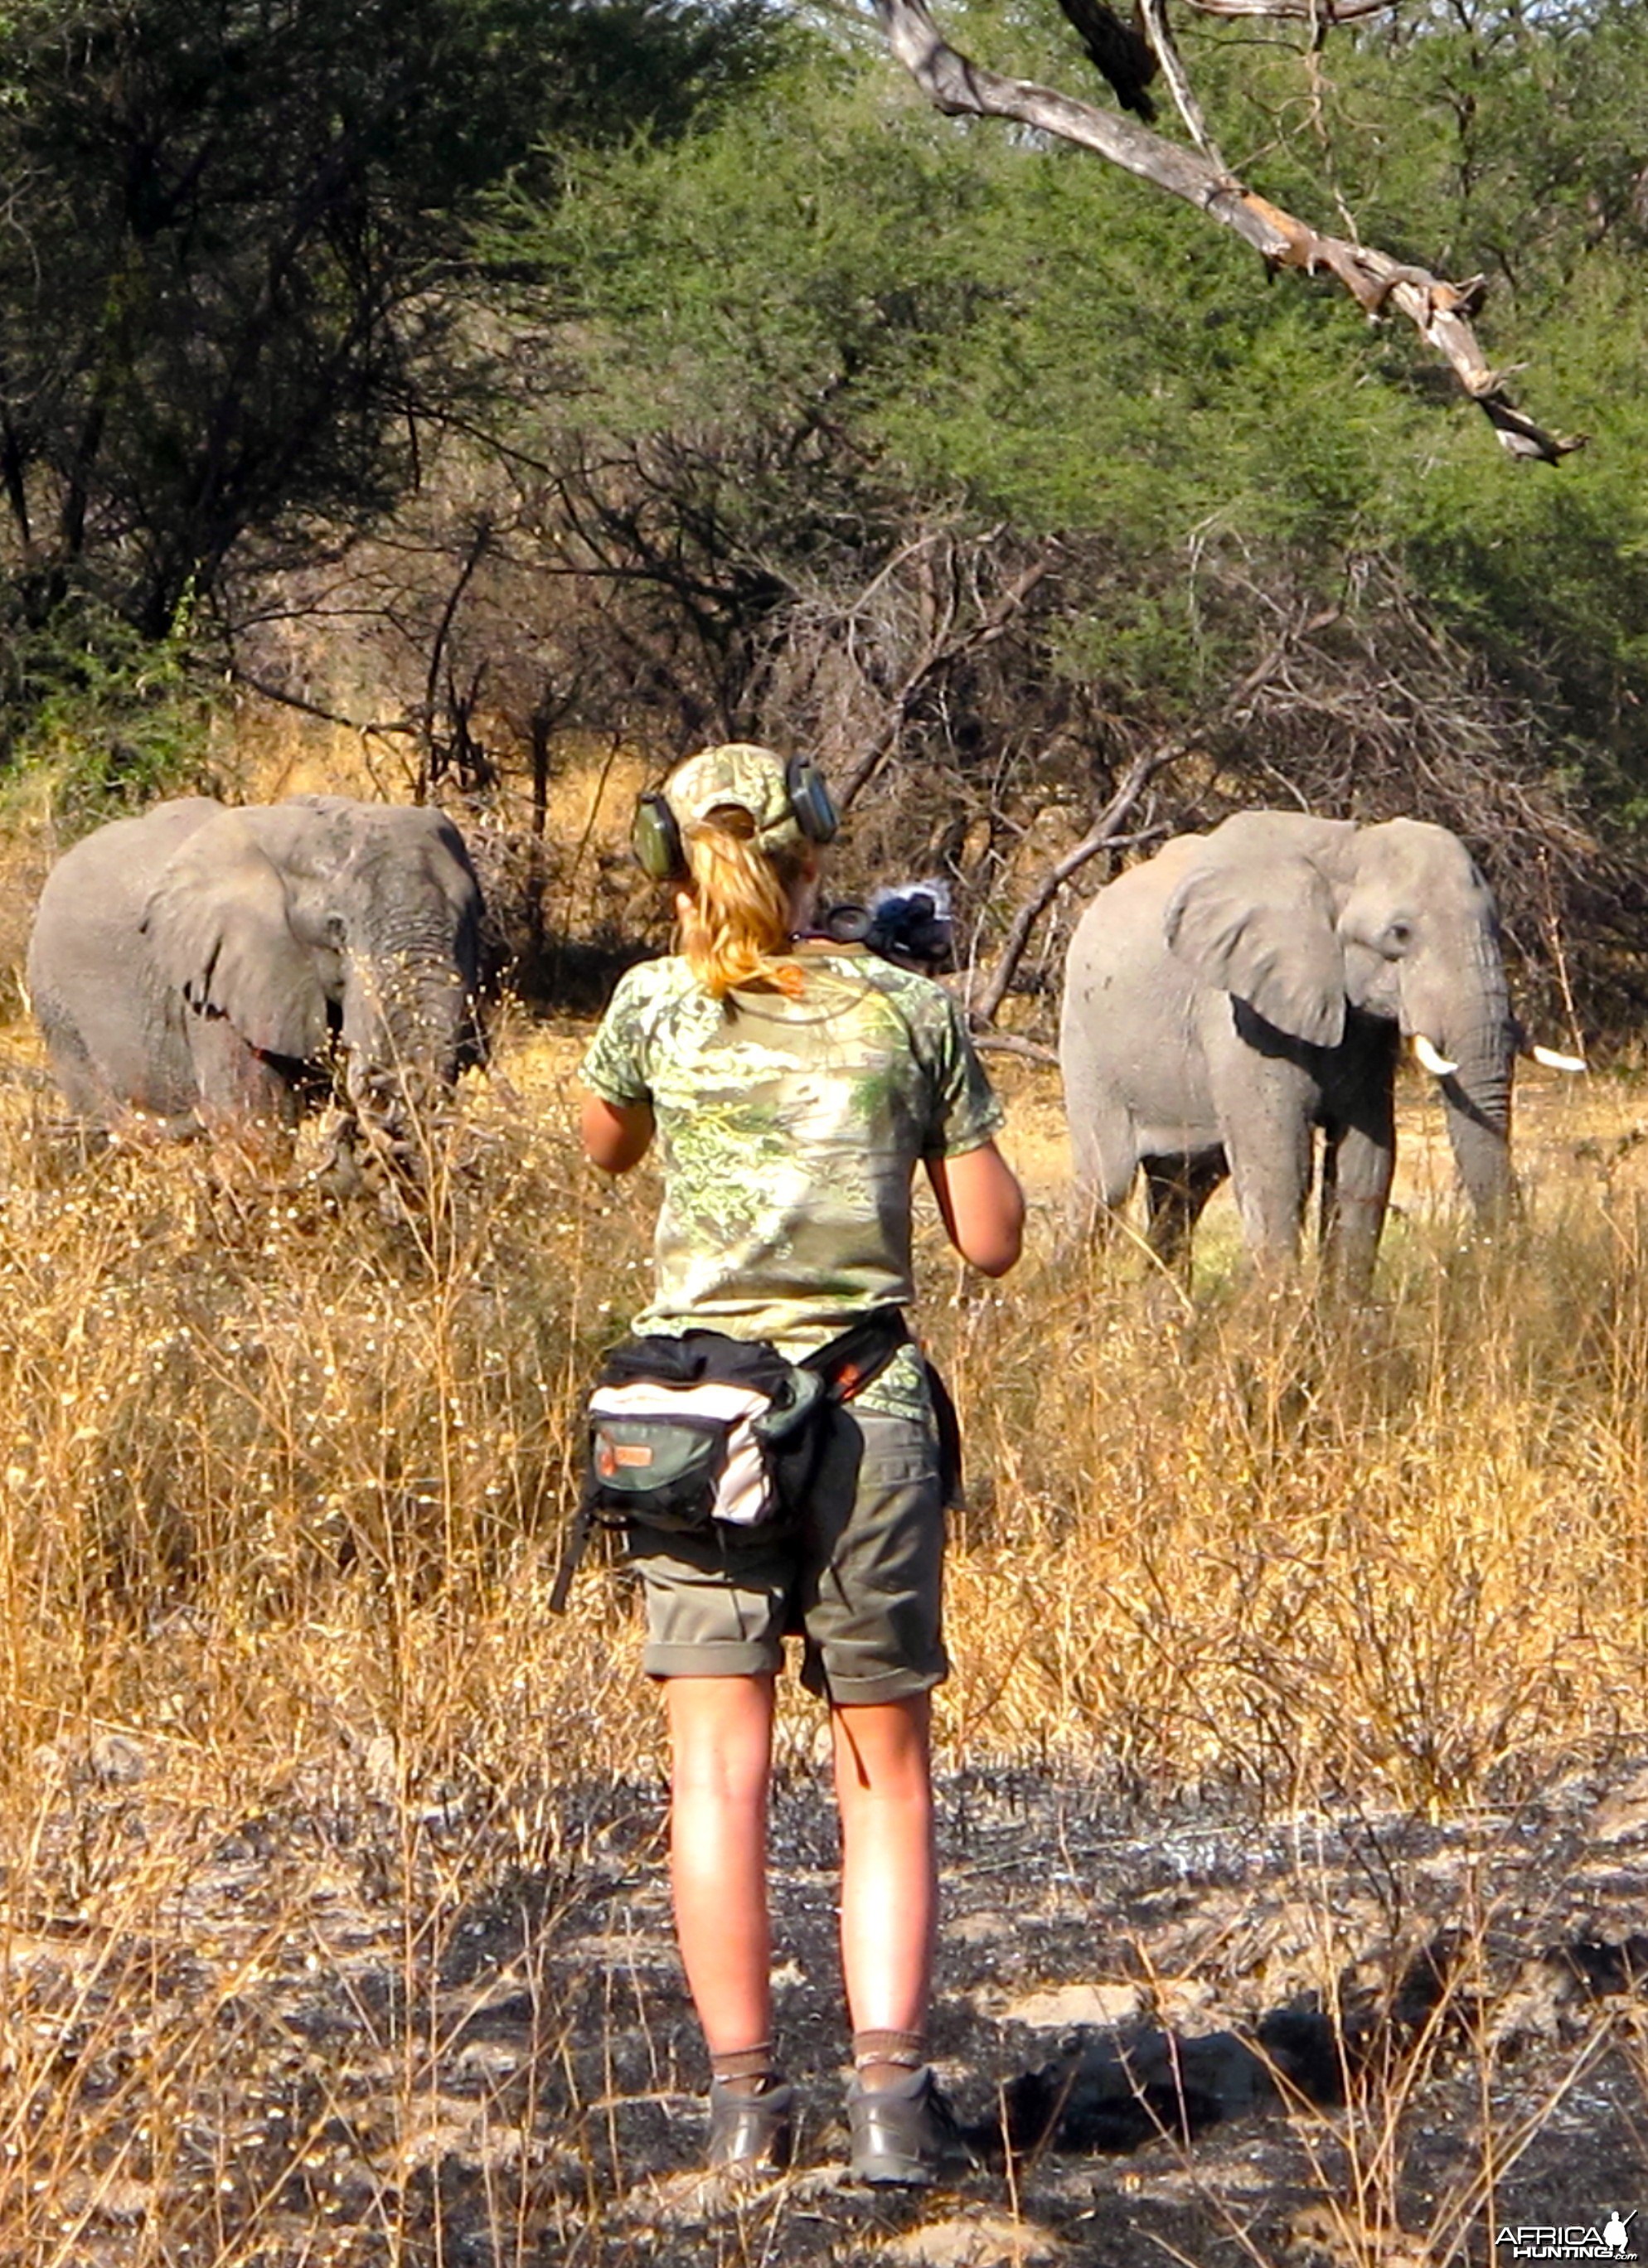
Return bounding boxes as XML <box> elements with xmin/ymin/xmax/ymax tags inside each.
<box><xmin>89</xmin><ymin>1732</ymin><xmax>148</xmax><ymax>1786</ymax></box>
<box><xmin>1152</xmin><ymin>1975</ymin><xmax>1216</xmax><ymax>2024</ymax></box>
<box><xmin>1001</xmin><ymin>1983</ymin><xmax>1141</xmax><ymax>2029</ymax></box>
<box><xmin>453</xmin><ymin>2038</ymin><xmax>526</xmax><ymax>2081</ymax></box>
<box><xmin>952</xmin><ymin>1911</ymin><xmax>1015</xmax><ymax>1947</ymax></box>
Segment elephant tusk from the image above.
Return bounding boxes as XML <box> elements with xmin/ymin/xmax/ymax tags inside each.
<box><xmin>1529</xmin><ymin>1043</ymin><xmax>1587</xmax><ymax>1073</ymax></box>
<box><xmin>1411</xmin><ymin>1033</ymin><xmax>1459</xmax><ymax>1078</ymax></box>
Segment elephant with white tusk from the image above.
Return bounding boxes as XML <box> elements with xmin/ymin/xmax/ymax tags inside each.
<box><xmin>27</xmin><ymin>795</ymin><xmax>486</xmax><ymax>1168</ymax></box>
<box><xmin>1057</xmin><ymin>810</ymin><xmax>1558</xmax><ymax>1286</ymax></box>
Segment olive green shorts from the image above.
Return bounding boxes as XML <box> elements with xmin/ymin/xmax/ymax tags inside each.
<box><xmin>624</xmin><ymin>1401</ymin><xmax>948</xmax><ymax>1705</ymax></box>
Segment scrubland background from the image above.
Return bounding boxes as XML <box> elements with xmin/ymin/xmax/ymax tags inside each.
<box><xmin>1</xmin><ymin>729</ymin><xmax>1646</xmax><ymax>2265</ymax></box>
<box><xmin>5</xmin><ymin>0</ymin><xmax>1648</xmax><ymax>2253</ymax></box>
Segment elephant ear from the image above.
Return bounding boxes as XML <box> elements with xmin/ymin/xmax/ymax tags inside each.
<box><xmin>1164</xmin><ymin>850</ymin><xmax>1347</xmax><ymax>1047</ymax></box>
<box><xmin>142</xmin><ymin>811</ymin><xmax>331</xmax><ymax>1059</ymax></box>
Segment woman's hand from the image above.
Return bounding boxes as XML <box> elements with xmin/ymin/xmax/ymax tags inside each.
<box><xmin>579</xmin><ymin>1092</ymin><xmax>656</xmax><ymax>1174</ymax></box>
<box><xmin>924</xmin><ymin>1141</ymin><xmax>1025</xmax><ymax>1277</ymax></box>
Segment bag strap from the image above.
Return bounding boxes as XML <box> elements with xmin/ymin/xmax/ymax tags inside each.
<box><xmin>549</xmin><ymin>1494</ymin><xmax>593</xmax><ymax>1615</ymax></box>
<box><xmin>812</xmin><ymin>1308</ymin><xmax>962</xmax><ymax>1500</ymax></box>
<box><xmin>802</xmin><ymin>1305</ymin><xmax>909</xmax><ymax>1405</ymax></box>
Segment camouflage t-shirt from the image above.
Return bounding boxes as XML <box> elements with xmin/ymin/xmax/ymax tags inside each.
<box><xmin>580</xmin><ymin>945</ymin><xmax>1005</xmax><ymax>1418</ymax></box>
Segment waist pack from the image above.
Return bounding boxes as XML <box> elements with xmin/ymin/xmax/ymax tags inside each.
<box><xmin>588</xmin><ymin>1346</ymin><xmax>826</xmax><ymax>1537</ymax></box>
<box><xmin>550</xmin><ymin>1306</ymin><xmax>921</xmax><ymax>1611</ymax></box>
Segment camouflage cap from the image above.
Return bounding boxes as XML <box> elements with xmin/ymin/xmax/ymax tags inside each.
<box><xmin>666</xmin><ymin>743</ymin><xmax>801</xmax><ymax>851</ymax></box>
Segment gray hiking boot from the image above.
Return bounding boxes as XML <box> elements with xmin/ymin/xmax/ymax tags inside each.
<box><xmin>846</xmin><ymin>2066</ymin><xmax>973</xmax><ymax>2187</ymax></box>
<box><xmin>706</xmin><ymin>2077</ymin><xmax>796</xmax><ymax>2177</ymax></box>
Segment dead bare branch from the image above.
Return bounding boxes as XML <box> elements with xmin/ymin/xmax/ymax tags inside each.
<box><xmin>1184</xmin><ymin>0</ymin><xmax>1397</xmax><ymax>16</ymax></box>
<box><xmin>228</xmin><ymin>664</ymin><xmax>417</xmax><ymax>743</ymax></box>
<box><xmin>869</xmin><ymin>0</ymin><xmax>1584</xmax><ymax>463</ymax></box>
<box><xmin>1137</xmin><ymin>0</ymin><xmax>1224</xmax><ymax>162</ymax></box>
<box><xmin>970</xmin><ymin>624</ymin><xmax>1304</xmax><ymax>1024</ymax></box>
<box><xmin>967</xmin><ymin>754</ymin><xmax>1181</xmax><ymax>1026</ymax></box>
<box><xmin>836</xmin><ymin>553</ymin><xmax>1052</xmax><ymax>807</ymax></box>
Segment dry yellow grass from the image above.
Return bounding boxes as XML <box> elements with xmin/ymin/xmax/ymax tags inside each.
<box><xmin>0</xmin><ymin>1005</ymin><xmax>1645</xmax><ymax>2263</ymax></box>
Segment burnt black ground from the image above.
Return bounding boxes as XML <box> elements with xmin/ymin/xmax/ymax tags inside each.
<box><xmin>9</xmin><ymin>1752</ymin><xmax>1647</xmax><ymax>2266</ymax></box>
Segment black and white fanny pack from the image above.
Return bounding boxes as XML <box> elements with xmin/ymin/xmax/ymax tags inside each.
<box><xmin>550</xmin><ymin>1308</ymin><xmax>914</xmax><ymax>1609</ymax></box>
<box><xmin>586</xmin><ymin>1364</ymin><xmax>826</xmax><ymax>1535</ymax></box>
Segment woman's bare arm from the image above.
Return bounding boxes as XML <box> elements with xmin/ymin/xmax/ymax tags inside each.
<box><xmin>924</xmin><ymin>1141</ymin><xmax>1025</xmax><ymax>1277</ymax></box>
<box><xmin>579</xmin><ymin>1092</ymin><xmax>656</xmax><ymax>1175</ymax></box>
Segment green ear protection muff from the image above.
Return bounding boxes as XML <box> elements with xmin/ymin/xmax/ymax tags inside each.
<box><xmin>631</xmin><ymin>790</ymin><xmax>684</xmax><ymax>884</ymax></box>
<box><xmin>784</xmin><ymin>749</ymin><xmax>840</xmax><ymax>850</ymax></box>
<box><xmin>632</xmin><ymin>753</ymin><xmax>839</xmax><ymax>884</ymax></box>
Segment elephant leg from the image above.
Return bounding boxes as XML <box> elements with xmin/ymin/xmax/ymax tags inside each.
<box><xmin>36</xmin><ymin>1009</ymin><xmax>110</xmax><ymax>1123</ymax></box>
<box><xmin>1216</xmin><ymin>1069</ymin><xmax>1317</xmax><ymax>1269</ymax></box>
<box><xmin>185</xmin><ymin>1016</ymin><xmax>302</xmax><ymax>1133</ymax></box>
<box><xmin>1066</xmin><ymin>1091</ymin><xmax>1140</xmax><ymax>1242</ymax></box>
<box><xmin>1142</xmin><ymin>1153</ymin><xmax>1225</xmax><ymax>1269</ymax></box>
<box><xmin>1321</xmin><ymin>1093</ymin><xmax>1396</xmax><ymax>1294</ymax></box>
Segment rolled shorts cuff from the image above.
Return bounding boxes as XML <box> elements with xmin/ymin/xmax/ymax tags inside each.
<box><xmin>643</xmin><ymin>1636</ymin><xmax>783</xmax><ymax>1681</ymax></box>
<box><xmin>799</xmin><ymin>1646</ymin><xmax>950</xmax><ymax>1706</ymax></box>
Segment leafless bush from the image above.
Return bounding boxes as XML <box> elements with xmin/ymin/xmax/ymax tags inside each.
<box><xmin>221</xmin><ymin>425</ymin><xmax>1644</xmax><ymax>1037</ymax></box>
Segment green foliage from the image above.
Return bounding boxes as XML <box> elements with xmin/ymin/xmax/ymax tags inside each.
<box><xmin>0</xmin><ymin>0</ymin><xmax>790</xmax><ymax>628</ymax></box>
<box><xmin>0</xmin><ymin>591</ymin><xmax>216</xmax><ymax>825</ymax></box>
<box><xmin>0</xmin><ymin>0</ymin><xmax>790</xmax><ymax>766</ymax></box>
<box><xmin>490</xmin><ymin>48</ymin><xmax>1426</xmax><ymax>700</ymax></box>
<box><xmin>493</xmin><ymin>7</ymin><xmax>1648</xmax><ymax>792</ymax></box>
<box><xmin>12</xmin><ymin>0</ymin><xmax>1648</xmax><ymax>896</ymax></box>
<box><xmin>509</xmin><ymin>60</ymin><xmax>996</xmax><ymax>442</ymax></box>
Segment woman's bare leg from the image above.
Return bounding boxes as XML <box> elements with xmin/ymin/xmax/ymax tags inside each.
<box><xmin>665</xmin><ymin>1674</ymin><xmax>776</xmax><ymax>2055</ymax></box>
<box><xmin>832</xmin><ymin>1693</ymin><xmax>936</xmax><ymax>2077</ymax></box>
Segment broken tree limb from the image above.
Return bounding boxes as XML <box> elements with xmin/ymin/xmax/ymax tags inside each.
<box><xmin>1183</xmin><ymin>0</ymin><xmax>1397</xmax><ymax>17</ymax></box>
<box><xmin>973</xmin><ymin>1030</ymin><xmax>1060</xmax><ymax>1065</ymax></box>
<box><xmin>969</xmin><ymin>783</ymin><xmax>1174</xmax><ymax>1027</ymax></box>
<box><xmin>1136</xmin><ymin>0</ymin><xmax>1223</xmax><ymax>163</ymax></box>
<box><xmin>869</xmin><ymin>0</ymin><xmax>1583</xmax><ymax>463</ymax></box>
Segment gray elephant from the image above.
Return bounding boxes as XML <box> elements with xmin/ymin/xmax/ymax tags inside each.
<box><xmin>1059</xmin><ymin>810</ymin><xmax>1576</xmax><ymax>1282</ymax></box>
<box><xmin>27</xmin><ymin>795</ymin><xmax>485</xmax><ymax>1163</ymax></box>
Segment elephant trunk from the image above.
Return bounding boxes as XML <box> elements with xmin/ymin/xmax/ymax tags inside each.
<box><xmin>341</xmin><ymin>943</ymin><xmax>475</xmax><ymax>1169</ymax></box>
<box><xmin>1427</xmin><ymin>967</ymin><xmax>1515</xmax><ymax>1220</ymax></box>
<box><xmin>1441</xmin><ymin>1053</ymin><xmax>1515</xmax><ymax>1219</ymax></box>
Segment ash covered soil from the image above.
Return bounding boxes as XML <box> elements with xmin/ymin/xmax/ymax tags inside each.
<box><xmin>16</xmin><ymin>1747</ymin><xmax>1648</xmax><ymax>2267</ymax></box>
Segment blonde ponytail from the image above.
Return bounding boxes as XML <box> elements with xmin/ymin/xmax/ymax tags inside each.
<box><xmin>676</xmin><ymin>807</ymin><xmax>811</xmax><ymax>1000</ymax></box>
